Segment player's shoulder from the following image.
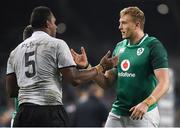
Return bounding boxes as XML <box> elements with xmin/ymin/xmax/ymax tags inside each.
<box><xmin>49</xmin><ymin>36</ymin><xmax>67</xmax><ymax>46</ymax></box>
<box><xmin>9</xmin><ymin>41</ymin><xmax>23</xmax><ymax>57</ymax></box>
<box><xmin>145</xmin><ymin>35</ymin><xmax>162</xmax><ymax>47</ymax></box>
<box><xmin>144</xmin><ymin>35</ymin><xmax>167</xmax><ymax>53</ymax></box>
<box><xmin>48</xmin><ymin>37</ymin><xmax>71</xmax><ymax>52</ymax></box>
<box><xmin>116</xmin><ymin>39</ymin><xmax>127</xmax><ymax>47</ymax></box>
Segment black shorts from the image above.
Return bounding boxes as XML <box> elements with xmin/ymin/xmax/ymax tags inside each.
<box><xmin>13</xmin><ymin>103</ymin><xmax>69</xmax><ymax>127</ymax></box>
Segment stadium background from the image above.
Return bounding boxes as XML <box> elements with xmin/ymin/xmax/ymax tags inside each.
<box><xmin>0</xmin><ymin>0</ymin><xmax>179</xmax><ymax>126</ymax></box>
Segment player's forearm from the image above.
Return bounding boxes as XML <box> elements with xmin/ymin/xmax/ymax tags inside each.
<box><xmin>71</xmin><ymin>68</ymin><xmax>98</xmax><ymax>85</ymax></box>
<box><xmin>93</xmin><ymin>73</ymin><xmax>111</xmax><ymax>89</ymax></box>
<box><xmin>71</xmin><ymin>64</ymin><xmax>106</xmax><ymax>85</ymax></box>
<box><xmin>143</xmin><ymin>80</ymin><xmax>169</xmax><ymax>107</ymax></box>
<box><xmin>150</xmin><ymin>79</ymin><xmax>169</xmax><ymax>101</ymax></box>
<box><xmin>143</xmin><ymin>69</ymin><xmax>169</xmax><ymax>107</ymax></box>
<box><xmin>93</xmin><ymin>68</ymin><xmax>117</xmax><ymax>89</ymax></box>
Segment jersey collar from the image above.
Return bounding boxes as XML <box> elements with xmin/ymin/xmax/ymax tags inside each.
<box><xmin>127</xmin><ymin>34</ymin><xmax>148</xmax><ymax>48</ymax></box>
<box><xmin>32</xmin><ymin>31</ymin><xmax>50</xmax><ymax>37</ymax></box>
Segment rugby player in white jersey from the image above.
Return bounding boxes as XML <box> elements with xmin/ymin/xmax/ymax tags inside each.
<box><xmin>6</xmin><ymin>6</ymin><xmax>118</xmax><ymax>127</ymax></box>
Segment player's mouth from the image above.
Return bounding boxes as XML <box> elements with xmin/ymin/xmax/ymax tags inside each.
<box><xmin>121</xmin><ymin>31</ymin><xmax>126</xmax><ymax>35</ymax></box>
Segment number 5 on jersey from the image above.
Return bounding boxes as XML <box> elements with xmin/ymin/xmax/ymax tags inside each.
<box><xmin>25</xmin><ymin>51</ymin><xmax>36</xmax><ymax>78</ymax></box>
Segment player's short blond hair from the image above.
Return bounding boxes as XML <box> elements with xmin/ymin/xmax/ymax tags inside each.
<box><xmin>120</xmin><ymin>6</ymin><xmax>145</xmax><ymax>30</ymax></box>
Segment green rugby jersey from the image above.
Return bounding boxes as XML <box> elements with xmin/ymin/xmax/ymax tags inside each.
<box><xmin>111</xmin><ymin>34</ymin><xmax>168</xmax><ymax>116</ymax></box>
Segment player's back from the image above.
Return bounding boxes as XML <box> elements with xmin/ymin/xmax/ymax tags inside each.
<box><xmin>9</xmin><ymin>31</ymin><xmax>67</xmax><ymax>105</ymax></box>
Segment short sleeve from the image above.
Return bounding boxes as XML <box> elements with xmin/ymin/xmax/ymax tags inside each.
<box><xmin>150</xmin><ymin>40</ymin><xmax>168</xmax><ymax>69</ymax></box>
<box><xmin>57</xmin><ymin>40</ymin><xmax>76</xmax><ymax>68</ymax></box>
<box><xmin>112</xmin><ymin>40</ymin><xmax>127</xmax><ymax>56</ymax></box>
<box><xmin>6</xmin><ymin>55</ymin><xmax>15</xmax><ymax>74</ymax></box>
<box><xmin>112</xmin><ymin>45</ymin><xmax>118</xmax><ymax>57</ymax></box>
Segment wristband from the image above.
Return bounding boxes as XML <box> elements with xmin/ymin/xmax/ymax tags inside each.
<box><xmin>143</xmin><ymin>95</ymin><xmax>157</xmax><ymax>107</ymax></box>
<box><xmin>84</xmin><ymin>63</ymin><xmax>92</xmax><ymax>69</ymax></box>
<box><xmin>94</xmin><ymin>64</ymin><xmax>104</xmax><ymax>74</ymax></box>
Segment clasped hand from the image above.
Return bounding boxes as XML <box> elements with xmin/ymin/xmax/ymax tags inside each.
<box><xmin>71</xmin><ymin>47</ymin><xmax>118</xmax><ymax>72</ymax></box>
<box><xmin>99</xmin><ymin>50</ymin><xmax>118</xmax><ymax>72</ymax></box>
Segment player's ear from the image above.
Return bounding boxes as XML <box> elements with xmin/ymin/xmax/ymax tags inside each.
<box><xmin>135</xmin><ymin>21</ymin><xmax>141</xmax><ymax>28</ymax></box>
<box><xmin>46</xmin><ymin>20</ymin><xmax>50</xmax><ymax>28</ymax></box>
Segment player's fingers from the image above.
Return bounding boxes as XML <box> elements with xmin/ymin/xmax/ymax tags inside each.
<box><xmin>130</xmin><ymin>106</ymin><xmax>137</xmax><ymax>119</ymax></box>
<box><xmin>81</xmin><ymin>47</ymin><xmax>86</xmax><ymax>55</ymax></box>
<box><xmin>139</xmin><ymin>111</ymin><xmax>145</xmax><ymax>120</ymax></box>
<box><xmin>111</xmin><ymin>56</ymin><xmax>119</xmax><ymax>66</ymax></box>
<box><xmin>71</xmin><ymin>49</ymin><xmax>78</xmax><ymax>56</ymax></box>
<box><xmin>130</xmin><ymin>109</ymin><xmax>136</xmax><ymax>117</ymax></box>
<box><xmin>103</xmin><ymin>50</ymin><xmax>111</xmax><ymax>58</ymax></box>
<box><xmin>131</xmin><ymin>109</ymin><xmax>141</xmax><ymax>120</ymax></box>
<box><xmin>136</xmin><ymin>111</ymin><xmax>142</xmax><ymax>120</ymax></box>
<box><xmin>70</xmin><ymin>49</ymin><xmax>75</xmax><ymax>57</ymax></box>
<box><xmin>129</xmin><ymin>106</ymin><xmax>135</xmax><ymax>112</ymax></box>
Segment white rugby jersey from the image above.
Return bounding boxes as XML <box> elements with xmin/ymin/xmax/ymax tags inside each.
<box><xmin>7</xmin><ymin>31</ymin><xmax>76</xmax><ymax>105</ymax></box>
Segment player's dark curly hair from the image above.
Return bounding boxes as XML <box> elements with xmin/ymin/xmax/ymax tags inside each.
<box><xmin>30</xmin><ymin>6</ymin><xmax>52</xmax><ymax>29</ymax></box>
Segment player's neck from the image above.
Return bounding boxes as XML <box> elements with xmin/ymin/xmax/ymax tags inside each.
<box><xmin>129</xmin><ymin>31</ymin><xmax>144</xmax><ymax>45</ymax></box>
<box><xmin>33</xmin><ymin>28</ymin><xmax>50</xmax><ymax>35</ymax></box>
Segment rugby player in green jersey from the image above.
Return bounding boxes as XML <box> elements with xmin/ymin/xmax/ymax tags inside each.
<box><xmin>71</xmin><ymin>6</ymin><xmax>169</xmax><ymax>127</ymax></box>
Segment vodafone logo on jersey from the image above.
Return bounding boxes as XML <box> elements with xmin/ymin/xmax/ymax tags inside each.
<box><xmin>119</xmin><ymin>59</ymin><xmax>135</xmax><ymax>77</ymax></box>
<box><xmin>121</xmin><ymin>59</ymin><xmax>130</xmax><ymax>71</ymax></box>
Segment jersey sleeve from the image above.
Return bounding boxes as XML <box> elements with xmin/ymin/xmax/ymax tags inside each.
<box><xmin>112</xmin><ymin>43</ymin><xmax>121</xmax><ymax>56</ymax></box>
<box><xmin>112</xmin><ymin>40</ymin><xmax>127</xmax><ymax>56</ymax></box>
<box><xmin>57</xmin><ymin>40</ymin><xmax>76</xmax><ymax>68</ymax></box>
<box><xmin>6</xmin><ymin>53</ymin><xmax>15</xmax><ymax>74</ymax></box>
<box><xmin>150</xmin><ymin>40</ymin><xmax>168</xmax><ymax>69</ymax></box>
<box><xmin>112</xmin><ymin>42</ymin><xmax>122</xmax><ymax>75</ymax></box>
<box><xmin>112</xmin><ymin>45</ymin><xmax>118</xmax><ymax>57</ymax></box>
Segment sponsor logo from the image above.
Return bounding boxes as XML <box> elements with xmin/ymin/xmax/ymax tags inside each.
<box><xmin>121</xmin><ymin>59</ymin><xmax>130</xmax><ymax>71</ymax></box>
<box><xmin>137</xmin><ymin>48</ymin><xmax>144</xmax><ymax>56</ymax></box>
<box><xmin>118</xmin><ymin>72</ymin><xmax>136</xmax><ymax>77</ymax></box>
<box><xmin>120</xmin><ymin>59</ymin><xmax>135</xmax><ymax>77</ymax></box>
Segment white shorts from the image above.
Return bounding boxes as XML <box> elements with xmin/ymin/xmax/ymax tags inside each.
<box><xmin>105</xmin><ymin>107</ymin><xmax>160</xmax><ymax>127</ymax></box>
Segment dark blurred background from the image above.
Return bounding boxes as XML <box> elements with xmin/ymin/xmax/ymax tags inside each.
<box><xmin>0</xmin><ymin>0</ymin><xmax>179</xmax><ymax>127</ymax></box>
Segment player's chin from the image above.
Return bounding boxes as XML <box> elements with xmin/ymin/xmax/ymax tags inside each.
<box><xmin>121</xmin><ymin>35</ymin><xmax>127</xmax><ymax>39</ymax></box>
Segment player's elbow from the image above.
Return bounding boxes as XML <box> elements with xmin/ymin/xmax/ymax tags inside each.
<box><xmin>71</xmin><ymin>79</ymin><xmax>82</xmax><ymax>86</ymax></box>
<box><xmin>164</xmin><ymin>78</ymin><xmax>170</xmax><ymax>93</ymax></box>
<box><xmin>160</xmin><ymin>78</ymin><xmax>170</xmax><ymax>95</ymax></box>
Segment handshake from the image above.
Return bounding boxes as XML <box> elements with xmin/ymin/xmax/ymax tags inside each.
<box><xmin>71</xmin><ymin>47</ymin><xmax>119</xmax><ymax>74</ymax></box>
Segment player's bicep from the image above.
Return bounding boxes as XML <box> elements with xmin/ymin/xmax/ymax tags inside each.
<box><xmin>150</xmin><ymin>41</ymin><xmax>168</xmax><ymax>69</ymax></box>
<box><xmin>59</xmin><ymin>66</ymin><xmax>79</xmax><ymax>85</ymax></box>
<box><xmin>57</xmin><ymin>40</ymin><xmax>76</xmax><ymax>68</ymax></box>
<box><xmin>59</xmin><ymin>66</ymin><xmax>76</xmax><ymax>78</ymax></box>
